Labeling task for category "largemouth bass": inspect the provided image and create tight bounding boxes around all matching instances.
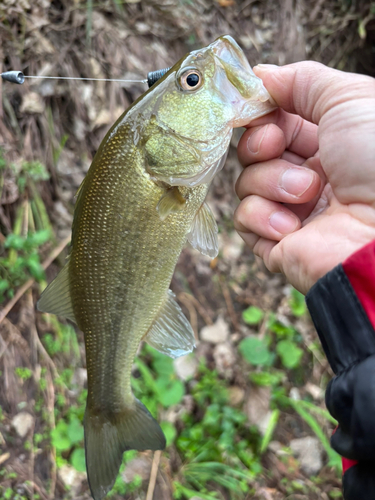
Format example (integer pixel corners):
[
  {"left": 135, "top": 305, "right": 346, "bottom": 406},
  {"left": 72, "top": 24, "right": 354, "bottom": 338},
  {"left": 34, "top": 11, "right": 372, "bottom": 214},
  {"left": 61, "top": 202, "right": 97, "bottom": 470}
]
[{"left": 37, "top": 35, "right": 274, "bottom": 499}]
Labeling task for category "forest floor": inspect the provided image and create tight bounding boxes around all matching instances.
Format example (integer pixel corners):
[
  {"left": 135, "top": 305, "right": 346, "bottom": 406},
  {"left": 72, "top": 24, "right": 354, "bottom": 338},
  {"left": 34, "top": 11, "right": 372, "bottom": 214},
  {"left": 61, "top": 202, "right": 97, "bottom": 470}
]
[{"left": 0, "top": 1, "right": 374, "bottom": 499}]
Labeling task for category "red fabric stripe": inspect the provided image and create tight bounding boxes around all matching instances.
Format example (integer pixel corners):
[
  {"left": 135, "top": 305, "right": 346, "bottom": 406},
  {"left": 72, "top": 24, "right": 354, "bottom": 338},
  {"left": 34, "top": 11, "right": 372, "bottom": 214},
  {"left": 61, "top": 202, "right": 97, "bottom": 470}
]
[
  {"left": 343, "top": 240, "right": 375, "bottom": 329},
  {"left": 342, "top": 457, "right": 358, "bottom": 474},
  {"left": 339, "top": 240, "right": 375, "bottom": 474}
]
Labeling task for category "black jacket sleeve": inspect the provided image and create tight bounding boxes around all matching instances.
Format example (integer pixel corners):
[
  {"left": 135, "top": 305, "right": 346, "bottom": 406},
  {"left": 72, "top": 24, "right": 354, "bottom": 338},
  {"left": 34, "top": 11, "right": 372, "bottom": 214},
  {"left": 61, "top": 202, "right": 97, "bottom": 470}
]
[{"left": 306, "top": 264, "right": 375, "bottom": 500}]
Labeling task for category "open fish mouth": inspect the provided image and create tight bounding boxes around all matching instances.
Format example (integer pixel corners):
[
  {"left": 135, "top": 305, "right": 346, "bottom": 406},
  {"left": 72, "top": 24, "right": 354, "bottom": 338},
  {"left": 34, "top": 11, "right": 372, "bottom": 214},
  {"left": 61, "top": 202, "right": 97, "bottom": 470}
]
[{"left": 210, "top": 35, "right": 276, "bottom": 126}]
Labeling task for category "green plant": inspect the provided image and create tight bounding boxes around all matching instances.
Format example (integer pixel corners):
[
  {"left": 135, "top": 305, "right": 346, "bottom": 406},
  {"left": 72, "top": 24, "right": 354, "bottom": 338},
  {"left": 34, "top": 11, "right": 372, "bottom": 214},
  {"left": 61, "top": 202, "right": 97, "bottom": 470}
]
[
  {"left": 276, "top": 340, "right": 303, "bottom": 369},
  {"left": 238, "top": 337, "right": 273, "bottom": 366},
  {"left": 14, "top": 367, "right": 33, "bottom": 381},
  {"left": 0, "top": 229, "right": 51, "bottom": 301},
  {"left": 242, "top": 306, "right": 264, "bottom": 325},
  {"left": 290, "top": 288, "right": 307, "bottom": 317}
]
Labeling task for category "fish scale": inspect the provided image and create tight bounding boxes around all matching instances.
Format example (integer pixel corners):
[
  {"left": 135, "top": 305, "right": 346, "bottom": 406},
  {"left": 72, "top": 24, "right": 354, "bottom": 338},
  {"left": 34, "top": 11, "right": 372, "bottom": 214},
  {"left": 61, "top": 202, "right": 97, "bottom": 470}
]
[
  {"left": 37, "top": 35, "right": 275, "bottom": 499},
  {"left": 71, "top": 124, "right": 207, "bottom": 407}
]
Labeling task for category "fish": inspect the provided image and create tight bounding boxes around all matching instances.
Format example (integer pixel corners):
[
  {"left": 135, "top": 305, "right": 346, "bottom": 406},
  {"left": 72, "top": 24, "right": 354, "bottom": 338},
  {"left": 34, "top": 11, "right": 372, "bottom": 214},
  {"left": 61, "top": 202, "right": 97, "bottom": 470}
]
[{"left": 37, "top": 35, "right": 275, "bottom": 500}]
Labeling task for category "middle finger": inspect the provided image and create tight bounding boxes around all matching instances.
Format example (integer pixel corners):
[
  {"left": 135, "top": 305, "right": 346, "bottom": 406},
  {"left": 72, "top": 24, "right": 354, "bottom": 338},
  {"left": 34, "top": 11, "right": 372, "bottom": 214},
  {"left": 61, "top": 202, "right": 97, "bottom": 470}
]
[{"left": 236, "top": 158, "right": 322, "bottom": 203}]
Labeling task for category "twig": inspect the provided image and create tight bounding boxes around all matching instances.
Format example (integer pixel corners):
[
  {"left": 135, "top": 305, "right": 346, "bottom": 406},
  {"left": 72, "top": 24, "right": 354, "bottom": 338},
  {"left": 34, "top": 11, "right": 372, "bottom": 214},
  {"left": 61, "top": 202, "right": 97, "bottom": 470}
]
[
  {"left": 146, "top": 450, "right": 161, "bottom": 500},
  {"left": 0, "top": 234, "right": 71, "bottom": 325},
  {"left": 220, "top": 280, "right": 240, "bottom": 332},
  {"left": 177, "top": 293, "right": 198, "bottom": 339},
  {"left": 27, "top": 291, "right": 67, "bottom": 389},
  {"left": 0, "top": 317, "right": 31, "bottom": 360},
  {"left": 46, "top": 368, "right": 57, "bottom": 500},
  {"left": 28, "top": 418, "right": 36, "bottom": 500},
  {"left": 27, "top": 481, "right": 48, "bottom": 500},
  {"left": 0, "top": 452, "right": 10, "bottom": 465},
  {"left": 179, "top": 292, "right": 213, "bottom": 326}
]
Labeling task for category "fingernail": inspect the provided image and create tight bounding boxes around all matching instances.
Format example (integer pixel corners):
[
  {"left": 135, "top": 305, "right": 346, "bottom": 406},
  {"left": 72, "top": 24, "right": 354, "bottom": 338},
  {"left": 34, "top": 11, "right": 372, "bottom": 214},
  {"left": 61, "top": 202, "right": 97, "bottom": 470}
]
[
  {"left": 269, "top": 211, "right": 298, "bottom": 234},
  {"left": 253, "top": 64, "right": 279, "bottom": 72},
  {"left": 247, "top": 125, "right": 268, "bottom": 154},
  {"left": 280, "top": 168, "right": 314, "bottom": 197}
]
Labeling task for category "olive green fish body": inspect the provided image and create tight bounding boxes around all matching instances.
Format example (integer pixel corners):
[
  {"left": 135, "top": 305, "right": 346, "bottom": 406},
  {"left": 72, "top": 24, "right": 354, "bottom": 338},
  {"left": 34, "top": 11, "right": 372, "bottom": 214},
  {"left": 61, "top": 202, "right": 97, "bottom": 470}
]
[
  {"left": 37, "top": 35, "right": 275, "bottom": 500},
  {"left": 70, "top": 121, "right": 208, "bottom": 411}
]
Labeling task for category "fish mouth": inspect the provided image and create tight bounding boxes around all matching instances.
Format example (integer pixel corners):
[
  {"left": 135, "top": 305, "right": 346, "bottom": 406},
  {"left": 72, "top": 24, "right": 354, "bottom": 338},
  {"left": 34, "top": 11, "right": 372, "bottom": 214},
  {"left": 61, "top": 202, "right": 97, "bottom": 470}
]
[{"left": 210, "top": 35, "right": 276, "bottom": 126}]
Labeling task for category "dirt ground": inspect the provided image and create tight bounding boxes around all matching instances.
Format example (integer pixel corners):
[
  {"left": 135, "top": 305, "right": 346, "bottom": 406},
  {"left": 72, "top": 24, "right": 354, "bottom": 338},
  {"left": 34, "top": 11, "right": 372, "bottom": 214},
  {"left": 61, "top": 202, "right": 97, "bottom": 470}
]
[{"left": 0, "top": 1, "right": 374, "bottom": 499}]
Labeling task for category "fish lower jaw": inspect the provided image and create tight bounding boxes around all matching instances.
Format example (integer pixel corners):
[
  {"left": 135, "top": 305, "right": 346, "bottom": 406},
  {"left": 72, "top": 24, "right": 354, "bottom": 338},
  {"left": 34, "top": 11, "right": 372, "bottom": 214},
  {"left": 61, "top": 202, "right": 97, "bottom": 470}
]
[{"left": 231, "top": 100, "right": 277, "bottom": 128}]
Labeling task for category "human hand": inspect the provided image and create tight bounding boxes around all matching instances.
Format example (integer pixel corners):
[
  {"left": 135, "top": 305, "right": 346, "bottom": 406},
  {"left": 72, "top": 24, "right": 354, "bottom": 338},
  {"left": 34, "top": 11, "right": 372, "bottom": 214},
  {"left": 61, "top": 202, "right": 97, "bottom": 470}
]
[{"left": 234, "top": 62, "right": 375, "bottom": 294}]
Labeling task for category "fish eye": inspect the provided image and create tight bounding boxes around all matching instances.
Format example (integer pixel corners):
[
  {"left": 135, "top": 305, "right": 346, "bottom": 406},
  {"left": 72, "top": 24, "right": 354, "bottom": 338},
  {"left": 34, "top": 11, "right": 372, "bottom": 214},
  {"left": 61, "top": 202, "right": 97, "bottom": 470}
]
[{"left": 179, "top": 69, "right": 203, "bottom": 91}]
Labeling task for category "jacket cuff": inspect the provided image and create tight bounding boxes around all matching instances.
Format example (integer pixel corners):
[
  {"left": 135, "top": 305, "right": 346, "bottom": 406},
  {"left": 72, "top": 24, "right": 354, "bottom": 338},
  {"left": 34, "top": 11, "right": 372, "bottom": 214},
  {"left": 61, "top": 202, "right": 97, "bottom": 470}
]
[{"left": 305, "top": 264, "right": 375, "bottom": 375}]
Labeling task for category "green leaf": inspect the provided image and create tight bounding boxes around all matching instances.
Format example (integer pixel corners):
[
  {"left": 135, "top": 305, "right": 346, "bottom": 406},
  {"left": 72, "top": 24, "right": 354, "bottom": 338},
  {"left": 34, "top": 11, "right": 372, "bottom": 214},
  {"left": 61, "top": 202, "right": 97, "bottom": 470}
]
[
  {"left": 67, "top": 417, "right": 84, "bottom": 445},
  {"left": 70, "top": 447, "right": 86, "bottom": 472},
  {"left": 51, "top": 421, "right": 71, "bottom": 451},
  {"left": 239, "top": 337, "right": 271, "bottom": 366},
  {"left": 242, "top": 306, "right": 264, "bottom": 325},
  {"left": 250, "top": 371, "right": 283, "bottom": 387},
  {"left": 157, "top": 379, "right": 185, "bottom": 407},
  {"left": 260, "top": 409, "right": 279, "bottom": 454},
  {"left": 152, "top": 357, "right": 174, "bottom": 376},
  {"left": 28, "top": 229, "right": 51, "bottom": 247},
  {"left": 5, "top": 234, "right": 25, "bottom": 250},
  {"left": 276, "top": 340, "right": 303, "bottom": 369},
  {"left": 0, "top": 279, "right": 9, "bottom": 293},
  {"left": 26, "top": 254, "right": 45, "bottom": 280},
  {"left": 161, "top": 421, "right": 177, "bottom": 446},
  {"left": 290, "top": 288, "right": 307, "bottom": 317}
]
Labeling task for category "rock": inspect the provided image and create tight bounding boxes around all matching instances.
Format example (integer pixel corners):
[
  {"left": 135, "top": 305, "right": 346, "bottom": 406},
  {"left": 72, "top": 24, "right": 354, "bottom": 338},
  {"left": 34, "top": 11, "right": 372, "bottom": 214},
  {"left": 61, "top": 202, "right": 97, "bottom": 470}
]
[
  {"left": 220, "top": 232, "right": 244, "bottom": 261},
  {"left": 200, "top": 316, "right": 229, "bottom": 344},
  {"left": 12, "top": 412, "right": 34, "bottom": 438},
  {"left": 173, "top": 355, "right": 197, "bottom": 381},
  {"left": 290, "top": 436, "right": 323, "bottom": 476},
  {"left": 122, "top": 455, "right": 151, "bottom": 483},
  {"left": 228, "top": 386, "right": 245, "bottom": 406},
  {"left": 305, "top": 383, "right": 324, "bottom": 400},
  {"left": 268, "top": 441, "right": 282, "bottom": 454},
  {"left": 59, "top": 464, "right": 86, "bottom": 496},
  {"left": 213, "top": 342, "right": 235, "bottom": 376},
  {"left": 71, "top": 368, "right": 87, "bottom": 395},
  {"left": 20, "top": 92, "right": 45, "bottom": 114},
  {"left": 245, "top": 386, "right": 271, "bottom": 435},
  {"left": 289, "top": 388, "right": 301, "bottom": 400}
]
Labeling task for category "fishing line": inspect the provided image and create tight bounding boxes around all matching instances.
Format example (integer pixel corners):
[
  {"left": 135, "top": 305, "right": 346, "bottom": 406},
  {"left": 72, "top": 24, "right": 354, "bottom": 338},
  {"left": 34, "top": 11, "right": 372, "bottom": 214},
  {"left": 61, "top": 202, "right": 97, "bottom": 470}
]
[{"left": 1, "top": 68, "right": 171, "bottom": 88}]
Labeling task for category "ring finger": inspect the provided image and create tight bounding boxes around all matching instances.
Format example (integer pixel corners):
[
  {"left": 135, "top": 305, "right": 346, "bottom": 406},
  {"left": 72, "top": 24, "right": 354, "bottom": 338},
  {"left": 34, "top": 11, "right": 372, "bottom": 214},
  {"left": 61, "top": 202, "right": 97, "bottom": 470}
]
[{"left": 234, "top": 195, "right": 301, "bottom": 241}]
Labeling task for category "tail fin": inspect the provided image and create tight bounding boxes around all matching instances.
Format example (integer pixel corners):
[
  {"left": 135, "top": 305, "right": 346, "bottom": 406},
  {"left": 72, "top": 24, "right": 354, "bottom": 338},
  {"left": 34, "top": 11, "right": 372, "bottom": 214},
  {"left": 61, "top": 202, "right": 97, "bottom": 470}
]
[{"left": 84, "top": 399, "right": 166, "bottom": 500}]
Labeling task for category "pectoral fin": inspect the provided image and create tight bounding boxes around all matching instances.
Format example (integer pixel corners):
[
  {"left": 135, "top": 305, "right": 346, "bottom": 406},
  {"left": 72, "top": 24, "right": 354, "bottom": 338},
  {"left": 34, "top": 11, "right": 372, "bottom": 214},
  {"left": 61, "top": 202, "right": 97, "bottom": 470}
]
[
  {"left": 156, "top": 187, "right": 186, "bottom": 221},
  {"left": 188, "top": 202, "right": 219, "bottom": 258},
  {"left": 145, "top": 290, "right": 195, "bottom": 358},
  {"left": 37, "top": 260, "right": 76, "bottom": 323}
]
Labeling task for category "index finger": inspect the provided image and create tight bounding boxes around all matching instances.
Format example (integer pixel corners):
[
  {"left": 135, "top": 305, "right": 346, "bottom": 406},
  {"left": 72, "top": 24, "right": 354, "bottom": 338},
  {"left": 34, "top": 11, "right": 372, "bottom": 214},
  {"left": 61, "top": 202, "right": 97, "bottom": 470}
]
[{"left": 252, "top": 62, "right": 375, "bottom": 125}]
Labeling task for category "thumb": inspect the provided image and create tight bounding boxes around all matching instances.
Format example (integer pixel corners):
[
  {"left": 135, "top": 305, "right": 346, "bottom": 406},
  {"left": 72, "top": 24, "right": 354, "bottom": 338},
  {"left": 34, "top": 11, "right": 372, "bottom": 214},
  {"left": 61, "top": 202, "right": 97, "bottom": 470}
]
[{"left": 253, "top": 62, "right": 375, "bottom": 125}]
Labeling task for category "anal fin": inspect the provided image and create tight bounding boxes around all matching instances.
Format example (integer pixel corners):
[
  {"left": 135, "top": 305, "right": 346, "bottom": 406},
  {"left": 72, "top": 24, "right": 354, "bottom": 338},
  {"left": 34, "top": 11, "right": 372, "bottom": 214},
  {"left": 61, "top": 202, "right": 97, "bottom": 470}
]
[
  {"left": 145, "top": 290, "right": 195, "bottom": 358},
  {"left": 187, "top": 202, "right": 219, "bottom": 258},
  {"left": 156, "top": 187, "right": 186, "bottom": 221},
  {"left": 37, "top": 259, "right": 76, "bottom": 323}
]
